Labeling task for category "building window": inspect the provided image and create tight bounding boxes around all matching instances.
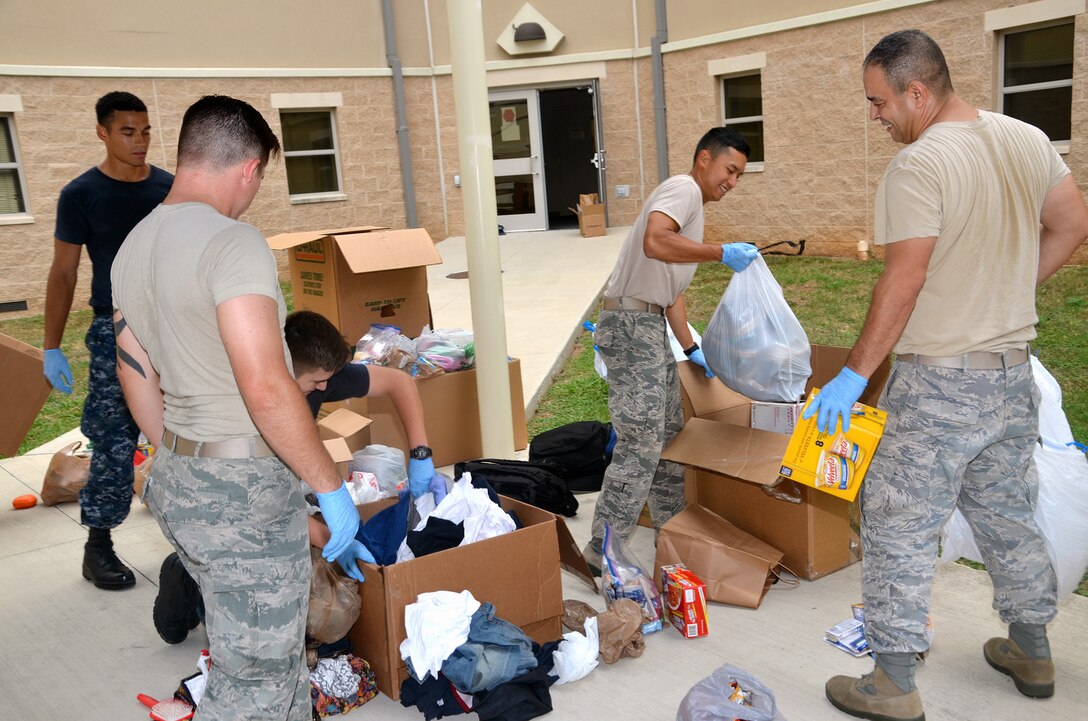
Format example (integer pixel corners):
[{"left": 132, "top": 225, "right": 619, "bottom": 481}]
[
  {"left": 722, "top": 73, "right": 764, "bottom": 163},
  {"left": 1000, "top": 21, "right": 1073, "bottom": 148},
  {"left": 0, "top": 114, "right": 28, "bottom": 215},
  {"left": 280, "top": 110, "right": 343, "bottom": 197}
]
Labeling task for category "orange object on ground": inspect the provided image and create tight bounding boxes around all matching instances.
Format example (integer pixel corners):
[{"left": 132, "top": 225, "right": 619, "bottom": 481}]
[{"left": 12, "top": 494, "right": 37, "bottom": 510}]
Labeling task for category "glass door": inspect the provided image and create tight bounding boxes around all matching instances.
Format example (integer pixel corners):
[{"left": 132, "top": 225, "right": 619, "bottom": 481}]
[{"left": 489, "top": 89, "right": 546, "bottom": 231}]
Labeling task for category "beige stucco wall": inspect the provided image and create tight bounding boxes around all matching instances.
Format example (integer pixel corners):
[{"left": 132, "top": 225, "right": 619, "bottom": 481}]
[{"left": 1, "top": 0, "right": 1086, "bottom": 317}]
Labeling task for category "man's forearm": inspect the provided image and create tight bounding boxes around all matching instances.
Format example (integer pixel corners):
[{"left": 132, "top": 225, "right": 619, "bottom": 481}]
[{"left": 43, "top": 265, "right": 76, "bottom": 349}]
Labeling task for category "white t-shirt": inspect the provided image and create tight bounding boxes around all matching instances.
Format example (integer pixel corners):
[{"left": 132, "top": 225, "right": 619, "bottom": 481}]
[
  {"left": 112, "top": 202, "right": 291, "bottom": 440},
  {"left": 605, "top": 174, "right": 705, "bottom": 308},
  {"left": 874, "top": 110, "right": 1069, "bottom": 355}
]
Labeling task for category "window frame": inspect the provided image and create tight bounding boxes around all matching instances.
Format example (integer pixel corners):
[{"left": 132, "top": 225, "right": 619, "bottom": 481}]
[
  {"left": 279, "top": 108, "right": 346, "bottom": 203},
  {"left": 0, "top": 112, "right": 32, "bottom": 223},
  {"left": 998, "top": 18, "right": 1074, "bottom": 153},
  {"left": 720, "top": 71, "right": 765, "bottom": 170}
]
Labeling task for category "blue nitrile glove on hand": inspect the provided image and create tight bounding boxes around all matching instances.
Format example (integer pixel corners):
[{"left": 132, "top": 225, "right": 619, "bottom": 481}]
[
  {"left": 720, "top": 242, "right": 760, "bottom": 272},
  {"left": 408, "top": 458, "right": 436, "bottom": 498},
  {"left": 335, "top": 539, "right": 375, "bottom": 583},
  {"left": 43, "top": 348, "right": 73, "bottom": 394},
  {"left": 315, "top": 482, "right": 361, "bottom": 562},
  {"left": 688, "top": 348, "right": 715, "bottom": 379},
  {"left": 802, "top": 367, "right": 868, "bottom": 434}
]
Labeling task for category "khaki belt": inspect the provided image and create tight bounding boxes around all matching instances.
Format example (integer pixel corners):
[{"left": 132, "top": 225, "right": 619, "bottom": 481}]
[
  {"left": 161, "top": 429, "right": 276, "bottom": 459},
  {"left": 602, "top": 296, "right": 665, "bottom": 315},
  {"left": 896, "top": 347, "right": 1029, "bottom": 370}
]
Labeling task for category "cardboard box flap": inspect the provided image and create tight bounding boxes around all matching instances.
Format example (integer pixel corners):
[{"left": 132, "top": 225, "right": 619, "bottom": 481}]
[
  {"left": 266, "top": 225, "right": 386, "bottom": 250},
  {"left": 317, "top": 408, "right": 372, "bottom": 439},
  {"left": 661, "top": 417, "right": 787, "bottom": 486},
  {"left": 0, "top": 333, "right": 53, "bottom": 458},
  {"left": 334, "top": 229, "right": 442, "bottom": 274},
  {"left": 322, "top": 436, "right": 354, "bottom": 464},
  {"left": 554, "top": 515, "right": 598, "bottom": 592},
  {"left": 677, "top": 361, "right": 751, "bottom": 417},
  {"left": 662, "top": 505, "right": 784, "bottom": 566}
]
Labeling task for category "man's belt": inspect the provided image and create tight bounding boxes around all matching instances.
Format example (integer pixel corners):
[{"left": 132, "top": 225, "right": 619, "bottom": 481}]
[
  {"left": 602, "top": 296, "right": 665, "bottom": 315},
  {"left": 896, "top": 347, "right": 1029, "bottom": 370},
  {"left": 161, "top": 429, "right": 277, "bottom": 459}
]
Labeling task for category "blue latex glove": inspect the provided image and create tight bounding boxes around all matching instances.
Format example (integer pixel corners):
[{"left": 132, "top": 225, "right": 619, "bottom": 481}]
[
  {"left": 315, "top": 482, "right": 360, "bottom": 562},
  {"left": 429, "top": 472, "right": 449, "bottom": 504},
  {"left": 44, "top": 348, "right": 73, "bottom": 394},
  {"left": 335, "top": 539, "right": 374, "bottom": 583},
  {"left": 720, "top": 242, "right": 760, "bottom": 272},
  {"left": 802, "top": 367, "right": 869, "bottom": 434},
  {"left": 688, "top": 348, "right": 715, "bottom": 379},
  {"left": 408, "top": 457, "right": 435, "bottom": 498}
]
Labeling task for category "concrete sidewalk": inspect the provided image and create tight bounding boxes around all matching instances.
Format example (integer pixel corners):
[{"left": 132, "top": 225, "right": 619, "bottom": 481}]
[{"left": 1, "top": 226, "right": 1085, "bottom": 720}]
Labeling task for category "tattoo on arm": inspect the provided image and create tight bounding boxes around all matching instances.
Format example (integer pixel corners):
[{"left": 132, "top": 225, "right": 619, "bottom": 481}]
[{"left": 113, "top": 314, "right": 146, "bottom": 379}]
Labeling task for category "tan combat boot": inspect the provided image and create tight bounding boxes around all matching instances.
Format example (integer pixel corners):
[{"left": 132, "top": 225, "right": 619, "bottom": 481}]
[
  {"left": 825, "top": 666, "right": 925, "bottom": 721},
  {"left": 984, "top": 637, "right": 1055, "bottom": 698}
]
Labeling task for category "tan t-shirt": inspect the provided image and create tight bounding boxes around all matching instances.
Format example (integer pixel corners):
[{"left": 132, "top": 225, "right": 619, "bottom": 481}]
[
  {"left": 605, "top": 174, "right": 705, "bottom": 308},
  {"left": 112, "top": 202, "right": 291, "bottom": 440},
  {"left": 874, "top": 110, "right": 1069, "bottom": 355}
]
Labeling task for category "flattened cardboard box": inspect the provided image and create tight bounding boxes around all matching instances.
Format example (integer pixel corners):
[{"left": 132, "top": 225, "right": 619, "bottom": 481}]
[
  {"left": 347, "top": 495, "right": 596, "bottom": 699},
  {"left": 664, "top": 346, "right": 890, "bottom": 580},
  {"left": 329, "top": 359, "right": 528, "bottom": 468},
  {"left": 267, "top": 226, "right": 442, "bottom": 344},
  {"left": 0, "top": 333, "right": 52, "bottom": 458}
]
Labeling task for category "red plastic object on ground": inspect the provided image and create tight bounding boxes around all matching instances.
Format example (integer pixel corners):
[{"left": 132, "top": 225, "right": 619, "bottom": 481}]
[
  {"left": 136, "top": 694, "right": 195, "bottom": 721},
  {"left": 12, "top": 494, "right": 37, "bottom": 510}
]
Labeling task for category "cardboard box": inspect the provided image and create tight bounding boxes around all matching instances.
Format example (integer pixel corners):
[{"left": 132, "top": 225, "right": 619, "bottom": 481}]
[
  {"left": 571, "top": 193, "right": 606, "bottom": 238},
  {"left": 0, "top": 333, "right": 53, "bottom": 458},
  {"left": 317, "top": 408, "right": 372, "bottom": 477},
  {"left": 329, "top": 359, "right": 528, "bottom": 468},
  {"left": 347, "top": 494, "right": 596, "bottom": 699},
  {"left": 660, "top": 564, "right": 709, "bottom": 638},
  {"left": 663, "top": 346, "right": 891, "bottom": 580},
  {"left": 267, "top": 226, "right": 443, "bottom": 344}
]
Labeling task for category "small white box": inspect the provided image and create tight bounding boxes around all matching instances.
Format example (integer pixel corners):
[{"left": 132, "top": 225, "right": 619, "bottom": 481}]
[{"left": 750, "top": 401, "right": 803, "bottom": 434}]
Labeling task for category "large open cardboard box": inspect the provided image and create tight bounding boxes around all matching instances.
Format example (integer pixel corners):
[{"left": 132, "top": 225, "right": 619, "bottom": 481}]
[
  {"left": 328, "top": 359, "right": 528, "bottom": 468},
  {"left": 662, "top": 346, "right": 890, "bottom": 580},
  {"left": 317, "top": 408, "right": 372, "bottom": 477},
  {"left": 267, "top": 226, "right": 443, "bottom": 344},
  {"left": 348, "top": 494, "right": 596, "bottom": 699},
  {"left": 0, "top": 333, "right": 53, "bottom": 458}
]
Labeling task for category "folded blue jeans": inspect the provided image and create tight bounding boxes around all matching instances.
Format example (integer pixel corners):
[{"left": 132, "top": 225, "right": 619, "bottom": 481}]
[{"left": 442, "top": 603, "right": 537, "bottom": 693}]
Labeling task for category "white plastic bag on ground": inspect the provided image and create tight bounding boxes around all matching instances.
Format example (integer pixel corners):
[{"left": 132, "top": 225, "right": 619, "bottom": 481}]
[
  {"left": 939, "top": 356, "right": 1088, "bottom": 598},
  {"left": 676, "top": 663, "right": 787, "bottom": 721},
  {"left": 550, "top": 615, "right": 600, "bottom": 686},
  {"left": 702, "top": 254, "right": 811, "bottom": 402}
]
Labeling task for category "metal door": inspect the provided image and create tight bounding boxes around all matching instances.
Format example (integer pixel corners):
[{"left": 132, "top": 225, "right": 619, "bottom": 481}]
[{"left": 488, "top": 89, "right": 546, "bottom": 231}]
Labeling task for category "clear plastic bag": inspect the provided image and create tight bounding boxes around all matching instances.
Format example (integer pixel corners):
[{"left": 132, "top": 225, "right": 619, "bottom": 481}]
[
  {"left": 354, "top": 324, "right": 404, "bottom": 365},
  {"left": 600, "top": 523, "right": 662, "bottom": 633},
  {"left": 415, "top": 326, "right": 475, "bottom": 372},
  {"left": 348, "top": 444, "right": 407, "bottom": 493},
  {"left": 703, "top": 254, "right": 811, "bottom": 402},
  {"left": 677, "top": 663, "right": 787, "bottom": 721}
]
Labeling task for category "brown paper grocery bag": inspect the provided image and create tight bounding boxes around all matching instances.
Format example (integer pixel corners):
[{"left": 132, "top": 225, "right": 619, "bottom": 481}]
[
  {"left": 40, "top": 441, "right": 90, "bottom": 505},
  {"left": 655, "top": 504, "right": 785, "bottom": 609}
]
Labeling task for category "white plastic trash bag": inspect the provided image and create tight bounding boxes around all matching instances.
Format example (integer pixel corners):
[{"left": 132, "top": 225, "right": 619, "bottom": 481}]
[
  {"left": 349, "top": 444, "right": 407, "bottom": 493},
  {"left": 677, "top": 663, "right": 787, "bottom": 721},
  {"left": 550, "top": 616, "right": 600, "bottom": 686},
  {"left": 939, "top": 356, "right": 1088, "bottom": 598},
  {"left": 702, "top": 254, "right": 811, "bottom": 402}
]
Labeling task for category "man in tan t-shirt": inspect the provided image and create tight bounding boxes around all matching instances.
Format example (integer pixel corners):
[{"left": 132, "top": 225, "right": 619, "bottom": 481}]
[{"left": 806, "top": 30, "right": 1088, "bottom": 721}]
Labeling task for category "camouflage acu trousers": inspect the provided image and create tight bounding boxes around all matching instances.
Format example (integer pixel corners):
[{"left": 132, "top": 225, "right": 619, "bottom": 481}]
[
  {"left": 861, "top": 360, "right": 1057, "bottom": 654},
  {"left": 79, "top": 314, "right": 139, "bottom": 529},
  {"left": 588, "top": 309, "right": 686, "bottom": 551},
  {"left": 146, "top": 446, "right": 312, "bottom": 721}
]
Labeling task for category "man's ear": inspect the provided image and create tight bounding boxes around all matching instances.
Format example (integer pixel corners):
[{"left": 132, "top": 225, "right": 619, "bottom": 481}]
[
  {"left": 906, "top": 80, "right": 928, "bottom": 108},
  {"left": 95, "top": 124, "right": 109, "bottom": 142},
  {"left": 241, "top": 157, "right": 263, "bottom": 185}
]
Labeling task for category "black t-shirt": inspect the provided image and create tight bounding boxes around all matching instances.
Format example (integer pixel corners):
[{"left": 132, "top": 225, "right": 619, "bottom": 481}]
[
  {"left": 54, "top": 165, "right": 174, "bottom": 307},
  {"left": 306, "top": 362, "right": 371, "bottom": 417}
]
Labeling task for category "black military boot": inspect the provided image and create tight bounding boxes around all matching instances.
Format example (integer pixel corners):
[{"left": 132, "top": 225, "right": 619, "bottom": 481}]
[
  {"left": 82, "top": 526, "right": 136, "bottom": 590},
  {"left": 153, "top": 552, "right": 202, "bottom": 644}
]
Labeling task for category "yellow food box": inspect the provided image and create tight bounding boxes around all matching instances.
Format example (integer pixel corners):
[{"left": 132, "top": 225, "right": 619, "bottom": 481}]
[{"left": 778, "top": 389, "right": 888, "bottom": 502}]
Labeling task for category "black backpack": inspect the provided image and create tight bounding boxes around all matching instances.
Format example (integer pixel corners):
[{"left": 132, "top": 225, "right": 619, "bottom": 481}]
[
  {"left": 454, "top": 458, "right": 579, "bottom": 517},
  {"left": 528, "top": 421, "right": 614, "bottom": 493}
]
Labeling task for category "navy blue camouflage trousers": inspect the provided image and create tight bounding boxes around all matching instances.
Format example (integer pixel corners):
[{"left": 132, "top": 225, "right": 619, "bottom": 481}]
[
  {"left": 861, "top": 359, "right": 1057, "bottom": 654},
  {"left": 79, "top": 314, "right": 139, "bottom": 529}
]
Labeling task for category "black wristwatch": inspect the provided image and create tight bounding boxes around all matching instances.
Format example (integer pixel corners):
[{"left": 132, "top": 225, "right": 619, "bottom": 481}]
[
  {"left": 409, "top": 445, "right": 433, "bottom": 461},
  {"left": 683, "top": 342, "right": 699, "bottom": 357}
]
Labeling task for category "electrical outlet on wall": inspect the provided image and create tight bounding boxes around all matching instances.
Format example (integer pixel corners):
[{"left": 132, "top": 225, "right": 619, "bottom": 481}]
[{"left": 615, "top": 184, "right": 630, "bottom": 198}]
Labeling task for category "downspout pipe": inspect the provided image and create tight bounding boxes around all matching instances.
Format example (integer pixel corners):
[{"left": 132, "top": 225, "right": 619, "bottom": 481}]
[
  {"left": 382, "top": 0, "right": 419, "bottom": 227},
  {"left": 651, "top": 0, "right": 669, "bottom": 182}
]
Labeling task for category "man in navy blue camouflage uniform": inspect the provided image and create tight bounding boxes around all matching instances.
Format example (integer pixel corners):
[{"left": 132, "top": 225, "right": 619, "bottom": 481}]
[{"left": 42, "top": 91, "right": 172, "bottom": 590}]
